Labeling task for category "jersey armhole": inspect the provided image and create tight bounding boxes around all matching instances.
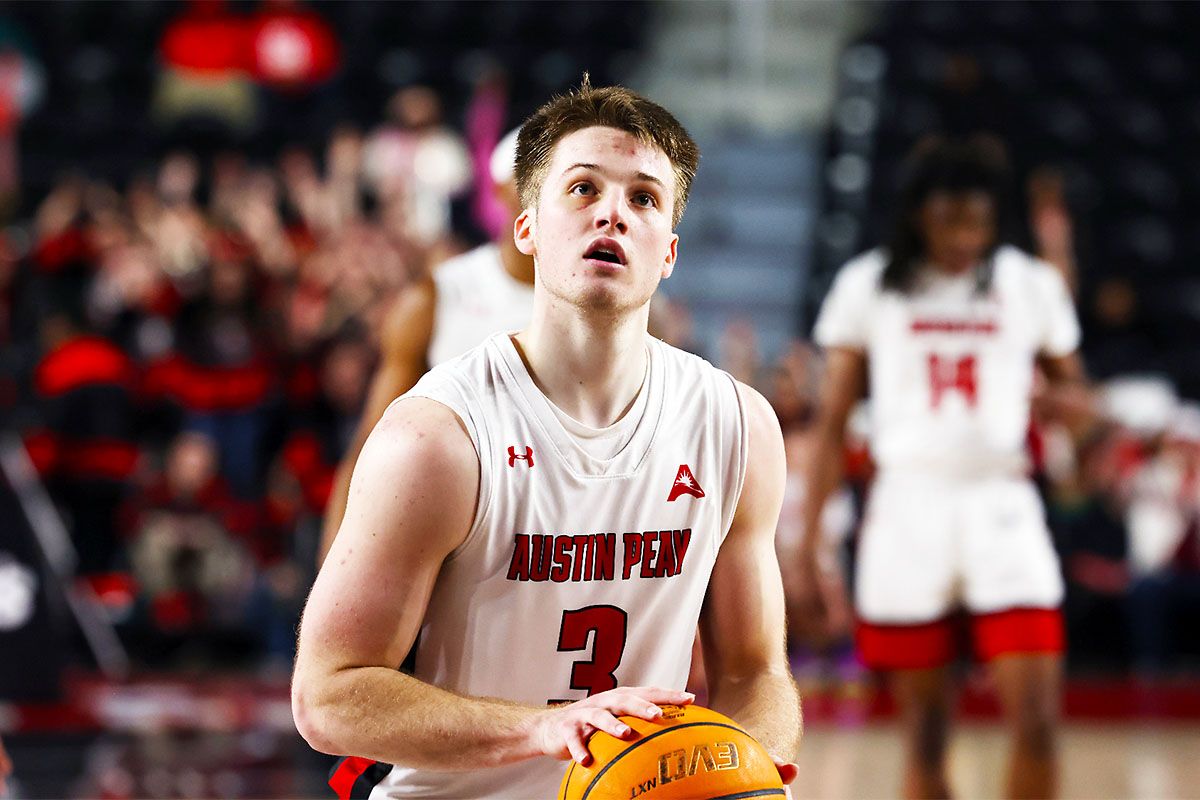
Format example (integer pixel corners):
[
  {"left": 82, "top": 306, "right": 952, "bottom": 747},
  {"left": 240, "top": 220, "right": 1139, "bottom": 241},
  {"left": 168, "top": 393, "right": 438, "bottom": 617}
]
[{"left": 402, "top": 391, "right": 493, "bottom": 563}]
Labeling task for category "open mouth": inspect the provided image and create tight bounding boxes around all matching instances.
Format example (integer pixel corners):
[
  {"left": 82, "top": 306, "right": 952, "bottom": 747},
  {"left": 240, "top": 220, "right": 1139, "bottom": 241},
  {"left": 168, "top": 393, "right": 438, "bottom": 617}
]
[{"left": 584, "top": 239, "right": 627, "bottom": 266}]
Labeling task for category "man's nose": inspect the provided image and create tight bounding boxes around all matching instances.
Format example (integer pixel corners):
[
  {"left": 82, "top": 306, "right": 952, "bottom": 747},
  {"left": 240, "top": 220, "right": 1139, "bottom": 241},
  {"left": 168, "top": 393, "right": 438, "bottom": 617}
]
[{"left": 594, "top": 194, "right": 628, "bottom": 234}]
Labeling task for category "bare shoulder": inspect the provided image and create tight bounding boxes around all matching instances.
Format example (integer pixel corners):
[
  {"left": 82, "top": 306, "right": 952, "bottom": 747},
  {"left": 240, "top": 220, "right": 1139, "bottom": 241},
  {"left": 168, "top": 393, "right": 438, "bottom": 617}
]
[
  {"left": 335, "top": 396, "right": 479, "bottom": 562},
  {"left": 734, "top": 380, "right": 785, "bottom": 449},
  {"left": 357, "top": 396, "right": 477, "bottom": 494},
  {"left": 730, "top": 381, "right": 786, "bottom": 531}
]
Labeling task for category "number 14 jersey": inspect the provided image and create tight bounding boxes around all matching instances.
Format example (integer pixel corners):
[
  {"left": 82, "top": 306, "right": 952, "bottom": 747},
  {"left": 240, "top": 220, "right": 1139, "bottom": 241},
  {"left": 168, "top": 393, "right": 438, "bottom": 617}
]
[
  {"left": 814, "top": 245, "right": 1080, "bottom": 478},
  {"left": 372, "top": 332, "right": 747, "bottom": 798}
]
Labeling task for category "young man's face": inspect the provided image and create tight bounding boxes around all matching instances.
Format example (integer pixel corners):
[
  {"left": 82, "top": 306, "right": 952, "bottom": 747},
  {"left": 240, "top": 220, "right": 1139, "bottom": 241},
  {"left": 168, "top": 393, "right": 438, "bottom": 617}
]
[
  {"left": 515, "top": 126, "right": 679, "bottom": 315},
  {"left": 917, "top": 190, "right": 996, "bottom": 275}
]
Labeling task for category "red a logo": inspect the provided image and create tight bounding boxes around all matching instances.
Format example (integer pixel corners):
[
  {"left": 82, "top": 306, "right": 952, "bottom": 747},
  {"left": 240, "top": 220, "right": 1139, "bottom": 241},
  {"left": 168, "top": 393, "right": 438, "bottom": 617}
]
[
  {"left": 667, "top": 464, "right": 704, "bottom": 501},
  {"left": 507, "top": 446, "right": 534, "bottom": 468}
]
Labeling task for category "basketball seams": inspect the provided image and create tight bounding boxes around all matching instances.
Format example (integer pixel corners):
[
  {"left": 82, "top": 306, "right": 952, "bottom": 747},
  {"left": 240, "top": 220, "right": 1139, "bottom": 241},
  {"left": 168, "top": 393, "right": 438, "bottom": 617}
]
[
  {"left": 561, "top": 761, "right": 577, "bottom": 799},
  {"left": 704, "top": 791, "right": 787, "bottom": 800},
  {"left": 578, "top": 721, "right": 751, "bottom": 799}
]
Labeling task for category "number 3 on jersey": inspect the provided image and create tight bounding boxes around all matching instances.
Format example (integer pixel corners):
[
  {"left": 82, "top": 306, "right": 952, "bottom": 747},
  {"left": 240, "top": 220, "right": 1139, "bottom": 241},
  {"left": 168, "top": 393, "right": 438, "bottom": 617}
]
[
  {"left": 927, "top": 353, "right": 978, "bottom": 409},
  {"left": 557, "top": 605, "right": 628, "bottom": 696}
]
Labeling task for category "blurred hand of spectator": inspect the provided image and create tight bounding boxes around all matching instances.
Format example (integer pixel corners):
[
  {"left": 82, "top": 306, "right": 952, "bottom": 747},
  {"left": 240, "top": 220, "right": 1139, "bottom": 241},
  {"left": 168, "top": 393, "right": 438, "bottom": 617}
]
[{"left": 34, "top": 179, "right": 85, "bottom": 241}]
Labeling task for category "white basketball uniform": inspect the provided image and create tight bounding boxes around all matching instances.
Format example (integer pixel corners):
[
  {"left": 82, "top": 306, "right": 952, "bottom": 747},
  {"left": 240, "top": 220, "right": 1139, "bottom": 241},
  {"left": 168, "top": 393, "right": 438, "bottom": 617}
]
[
  {"left": 368, "top": 332, "right": 747, "bottom": 798},
  {"left": 814, "top": 245, "right": 1080, "bottom": 625},
  {"left": 426, "top": 244, "right": 535, "bottom": 367}
]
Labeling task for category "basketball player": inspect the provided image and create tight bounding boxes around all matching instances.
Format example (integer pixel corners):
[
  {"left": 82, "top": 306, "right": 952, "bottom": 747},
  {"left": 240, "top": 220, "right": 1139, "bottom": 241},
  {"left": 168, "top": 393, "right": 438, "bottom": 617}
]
[
  {"left": 801, "top": 138, "right": 1084, "bottom": 799},
  {"left": 292, "top": 80, "right": 802, "bottom": 798},
  {"left": 318, "top": 130, "right": 536, "bottom": 566}
]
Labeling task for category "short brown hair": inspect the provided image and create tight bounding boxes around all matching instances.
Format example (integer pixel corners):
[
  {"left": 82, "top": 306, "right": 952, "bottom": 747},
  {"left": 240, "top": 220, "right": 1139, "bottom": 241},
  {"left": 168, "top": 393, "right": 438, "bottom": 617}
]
[{"left": 515, "top": 77, "right": 700, "bottom": 228}]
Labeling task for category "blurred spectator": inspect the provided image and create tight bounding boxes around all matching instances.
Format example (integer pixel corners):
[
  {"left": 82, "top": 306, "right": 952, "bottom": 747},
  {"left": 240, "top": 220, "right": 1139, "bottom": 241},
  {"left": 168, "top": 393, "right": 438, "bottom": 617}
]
[
  {"left": 464, "top": 67, "right": 512, "bottom": 239},
  {"left": 0, "top": 16, "right": 43, "bottom": 217},
  {"left": 125, "top": 432, "right": 254, "bottom": 631},
  {"left": 279, "top": 335, "right": 371, "bottom": 519},
  {"left": 25, "top": 287, "right": 140, "bottom": 575},
  {"left": 154, "top": 0, "right": 257, "bottom": 137},
  {"left": 363, "top": 85, "right": 472, "bottom": 248},
  {"left": 1124, "top": 405, "right": 1200, "bottom": 676},
  {"left": 1083, "top": 277, "right": 1159, "bottom": 380},
  {"left": 1052, "top": 428, "right": 1136, "bottom": 669},
  {"left": 146, "top": 245, "right": 278, "bottom": 498},
  {"left": 121, "top": 430, "right": 302, "bottom": 667}
]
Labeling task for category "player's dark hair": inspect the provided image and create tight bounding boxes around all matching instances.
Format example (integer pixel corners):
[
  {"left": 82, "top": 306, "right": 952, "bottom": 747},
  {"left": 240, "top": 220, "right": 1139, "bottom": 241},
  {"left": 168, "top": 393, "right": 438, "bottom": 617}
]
[
  {"left": 882, "top": 135, "right": 1012, "bottom": 294},
  {"left": 515, "top": 74, "right": 700, "bottom": 228}
]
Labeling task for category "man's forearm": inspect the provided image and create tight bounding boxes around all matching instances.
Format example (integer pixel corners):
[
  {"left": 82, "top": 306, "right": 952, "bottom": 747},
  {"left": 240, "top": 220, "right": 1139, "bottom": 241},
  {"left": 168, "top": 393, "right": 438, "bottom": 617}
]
[
  {"left": 709, "top": 670, "right": 802, "bottom": 763},
  {"left": 294, "top": 665, "right": 545, "bottom": 771}
]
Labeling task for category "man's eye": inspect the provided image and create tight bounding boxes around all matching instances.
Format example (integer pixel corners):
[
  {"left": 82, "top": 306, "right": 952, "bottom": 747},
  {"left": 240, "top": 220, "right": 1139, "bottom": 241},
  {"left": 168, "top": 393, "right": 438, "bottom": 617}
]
[
  {"left": 633, "top": 193, "right": 657, "bottom": 208},
  {"left": 571, "top": 183, "right": 594, "bottom": 196}
]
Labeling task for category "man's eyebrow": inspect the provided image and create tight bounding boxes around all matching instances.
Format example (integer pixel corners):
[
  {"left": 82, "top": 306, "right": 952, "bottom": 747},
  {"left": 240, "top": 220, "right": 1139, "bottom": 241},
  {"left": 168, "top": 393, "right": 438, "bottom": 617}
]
[
  {"left": 636, "top": 172, "right": 667, "bottom": 190},
  {"left": 563, "top": 162, "right": 600, "bottom": 175},
  {"left": 561, "top": 163, "right": 668, "bottom": 190}
]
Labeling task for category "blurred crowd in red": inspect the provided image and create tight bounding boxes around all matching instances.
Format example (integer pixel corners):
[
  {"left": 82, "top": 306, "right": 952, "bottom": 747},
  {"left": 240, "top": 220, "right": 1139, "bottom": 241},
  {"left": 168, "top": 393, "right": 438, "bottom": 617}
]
[{"left": 0, "top": 0, "right": 1196, "bottom": 684}]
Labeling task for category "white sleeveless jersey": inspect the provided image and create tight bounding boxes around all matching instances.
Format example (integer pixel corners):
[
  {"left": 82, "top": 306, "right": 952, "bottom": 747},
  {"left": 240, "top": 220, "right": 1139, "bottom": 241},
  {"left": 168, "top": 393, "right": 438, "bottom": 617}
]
[
  {"left": 814, "top": 245, "right": 1080, "bottom": 477},
  {"left": 370, "top": 332, "right": 747, "bottom": 799},
  {"left": 427, "top": 244, "right": 536, "bottom": 367}
]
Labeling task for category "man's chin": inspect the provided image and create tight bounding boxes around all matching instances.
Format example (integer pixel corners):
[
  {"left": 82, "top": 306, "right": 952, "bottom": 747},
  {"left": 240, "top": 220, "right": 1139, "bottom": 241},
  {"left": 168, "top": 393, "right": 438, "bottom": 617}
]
[{"left": 571, "top": 287, "right": 647, "bottom": 316}]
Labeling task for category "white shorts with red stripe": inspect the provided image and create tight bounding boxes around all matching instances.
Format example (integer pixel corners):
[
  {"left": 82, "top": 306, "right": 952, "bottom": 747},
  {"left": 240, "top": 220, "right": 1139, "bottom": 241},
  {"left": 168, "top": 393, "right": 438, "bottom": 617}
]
[{"left": 854, "top": 472, "right": 1065, "bottom": 669}]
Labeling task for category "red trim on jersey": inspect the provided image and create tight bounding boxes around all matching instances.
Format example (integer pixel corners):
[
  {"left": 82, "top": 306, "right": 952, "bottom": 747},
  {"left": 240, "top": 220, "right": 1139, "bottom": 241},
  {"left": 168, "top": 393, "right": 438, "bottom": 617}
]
[
  {"left": 328, "top": 756, "right": 375, "bottom": 800},
  {"left": 856, "top": 618, "right": 956, "bottom": 670},
  {"left": 972, "top": 607, "right": 1064, "bottom": 662}
]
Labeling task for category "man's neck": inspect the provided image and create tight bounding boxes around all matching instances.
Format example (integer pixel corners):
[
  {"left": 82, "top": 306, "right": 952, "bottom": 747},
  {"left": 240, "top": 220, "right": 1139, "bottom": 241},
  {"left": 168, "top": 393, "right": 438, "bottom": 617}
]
[
  {"left": 512, "top": 297, "right": 649, "bottom": 429},
  {"left": 498, "top": 236, "right": 536, "bottom": 286}
]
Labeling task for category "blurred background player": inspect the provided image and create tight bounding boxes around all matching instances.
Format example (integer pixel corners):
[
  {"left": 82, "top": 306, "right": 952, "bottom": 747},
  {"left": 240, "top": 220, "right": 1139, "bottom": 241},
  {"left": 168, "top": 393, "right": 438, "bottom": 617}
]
[
  {"left": 318, "top": 129, "right": 534, "bottom": 564},
  {"left": 801, "top": 137, "right": 1089, "bottom": 799}
]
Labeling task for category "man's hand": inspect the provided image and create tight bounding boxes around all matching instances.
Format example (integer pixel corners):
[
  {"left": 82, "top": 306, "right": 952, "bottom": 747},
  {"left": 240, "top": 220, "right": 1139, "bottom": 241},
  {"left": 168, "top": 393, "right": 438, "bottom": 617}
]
[{"left": 529, "top": 687, "right": 695, "bottom": 766}]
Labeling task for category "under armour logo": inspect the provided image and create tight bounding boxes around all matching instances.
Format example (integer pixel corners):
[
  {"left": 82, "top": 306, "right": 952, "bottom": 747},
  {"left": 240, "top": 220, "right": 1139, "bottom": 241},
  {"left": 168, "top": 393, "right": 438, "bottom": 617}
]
[
  {"left": 667, "top": 464, "right": 704, "bottom": 501},
  {"left": 507, "top": 446, "right": 535, "bottom": 468}
]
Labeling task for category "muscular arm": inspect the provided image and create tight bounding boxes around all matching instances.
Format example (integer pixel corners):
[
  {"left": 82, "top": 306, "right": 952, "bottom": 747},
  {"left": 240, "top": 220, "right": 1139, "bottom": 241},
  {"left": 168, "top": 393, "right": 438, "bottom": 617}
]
[
  {"left": 295, "top": 398, "right": 535, "bottom": 769},
  {"left": 294, "top": 399, "right": 688, "bottom": 770},
  {"left": 799, "top": 347, "right": 867, "bottom": 558},
  {"left": 319, "top": 281, "right": 436, "bottom": 566},
  {"left": 699, "top": 382, "right": 802, "bottom": 765}
]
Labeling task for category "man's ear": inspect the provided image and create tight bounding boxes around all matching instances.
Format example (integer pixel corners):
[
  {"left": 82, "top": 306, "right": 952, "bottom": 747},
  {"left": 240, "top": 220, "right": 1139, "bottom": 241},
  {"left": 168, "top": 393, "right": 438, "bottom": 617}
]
[
  {"left": 661, "top": 233, "right": 678, "bottom": 280},
  {"left": 514, "top": 209, "right": 536, "bottom": 256}
]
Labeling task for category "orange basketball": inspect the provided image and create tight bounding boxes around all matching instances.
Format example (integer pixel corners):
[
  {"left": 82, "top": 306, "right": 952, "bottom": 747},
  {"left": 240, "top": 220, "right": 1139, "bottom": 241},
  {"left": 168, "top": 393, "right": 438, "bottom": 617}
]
[{"left": 558, "top": 704, "right": 785, "bottom": 800}]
